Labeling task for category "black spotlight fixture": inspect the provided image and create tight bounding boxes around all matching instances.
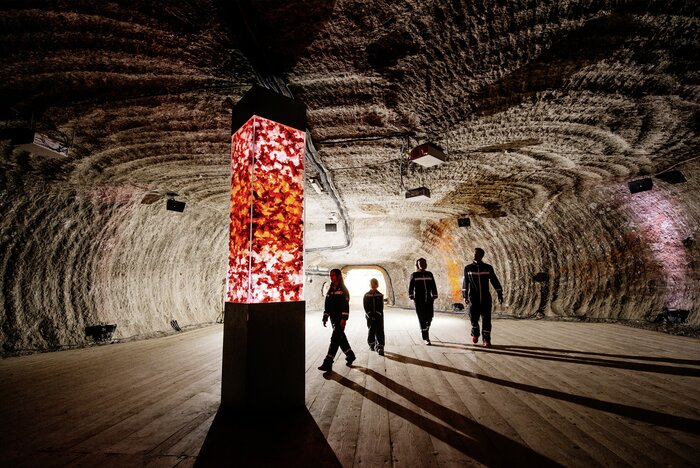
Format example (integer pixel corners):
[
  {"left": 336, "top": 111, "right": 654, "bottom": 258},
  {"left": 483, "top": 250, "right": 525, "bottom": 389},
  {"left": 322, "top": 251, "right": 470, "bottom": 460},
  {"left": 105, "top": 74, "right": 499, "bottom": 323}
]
[
  {"left": 628, "top": 178, "right": 653, "bottom": 194},
  {"left": 166, "top": 198, "right": 186, "bottom": 212},
  {"left": 656, "top": 170, "right": 687, "bottom": 184},
  {"left": 458, "top": 217, "right": 471, "bottom": 228}
]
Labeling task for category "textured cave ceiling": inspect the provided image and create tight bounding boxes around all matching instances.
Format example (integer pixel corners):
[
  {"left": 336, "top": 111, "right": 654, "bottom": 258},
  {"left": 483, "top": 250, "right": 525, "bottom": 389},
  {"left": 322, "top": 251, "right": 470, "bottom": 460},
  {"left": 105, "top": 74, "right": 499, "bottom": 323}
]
[{"left": 1, "top": 0, "right": 699, "bottom": 348}]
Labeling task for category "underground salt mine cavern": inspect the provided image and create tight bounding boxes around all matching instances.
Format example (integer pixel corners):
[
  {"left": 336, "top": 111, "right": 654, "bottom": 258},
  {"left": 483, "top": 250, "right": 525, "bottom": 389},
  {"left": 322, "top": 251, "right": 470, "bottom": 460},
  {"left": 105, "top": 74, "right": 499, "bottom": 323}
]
[{"left": 1, "top": 1, "right": 699, "bottom": 467}]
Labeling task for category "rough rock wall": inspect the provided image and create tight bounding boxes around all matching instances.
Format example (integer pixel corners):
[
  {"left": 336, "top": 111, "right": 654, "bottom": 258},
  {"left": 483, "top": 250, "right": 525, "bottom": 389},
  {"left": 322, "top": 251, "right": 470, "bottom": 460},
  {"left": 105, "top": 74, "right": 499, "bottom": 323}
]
[
  {"left": 0, "top": 1, "right": 244, "bottom": 353},
  {"left": 305, "top": 271, "right": 330, "bottom": 312},
  {"left": 0, "top": 154, "right": 228, "bottom": 353},
  {"left": 417, "top": 167, "right": 700, "bottom": 323}
]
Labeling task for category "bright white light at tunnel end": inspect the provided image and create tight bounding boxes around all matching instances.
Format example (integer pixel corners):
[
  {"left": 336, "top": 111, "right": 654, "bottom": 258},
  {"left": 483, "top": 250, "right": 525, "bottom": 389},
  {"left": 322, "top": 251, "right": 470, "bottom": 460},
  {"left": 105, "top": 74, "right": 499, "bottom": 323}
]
[{"left": 344, "top": 267, "right": 388, "bottom": 297}]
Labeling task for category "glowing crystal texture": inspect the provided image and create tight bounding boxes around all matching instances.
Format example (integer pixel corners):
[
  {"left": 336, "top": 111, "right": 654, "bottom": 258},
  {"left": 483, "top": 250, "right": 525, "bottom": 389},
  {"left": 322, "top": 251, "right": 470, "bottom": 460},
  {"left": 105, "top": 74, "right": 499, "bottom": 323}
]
[
  {"left": 626, "top": 189, "right": 692, "bottom": 309},
  {"left": 227, "top": 116, "right": 305, "bottom": 303}
]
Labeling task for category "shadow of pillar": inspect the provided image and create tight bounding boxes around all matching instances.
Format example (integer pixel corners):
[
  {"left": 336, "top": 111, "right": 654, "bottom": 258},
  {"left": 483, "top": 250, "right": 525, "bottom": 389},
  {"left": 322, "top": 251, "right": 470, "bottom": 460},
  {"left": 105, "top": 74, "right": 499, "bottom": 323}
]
[
  {"left": 194, "top": 407, "right": 341, "bottom": 467},
  {"left": 325, "top": 370, "right": 562, "bottom": 467}
]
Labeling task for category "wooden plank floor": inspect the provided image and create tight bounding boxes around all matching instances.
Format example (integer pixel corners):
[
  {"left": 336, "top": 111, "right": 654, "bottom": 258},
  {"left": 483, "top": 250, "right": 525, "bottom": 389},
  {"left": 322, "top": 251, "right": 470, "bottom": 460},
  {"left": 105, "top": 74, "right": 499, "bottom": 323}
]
[{"left": 1, "top": 307, "right": 699, "bottom": 467}]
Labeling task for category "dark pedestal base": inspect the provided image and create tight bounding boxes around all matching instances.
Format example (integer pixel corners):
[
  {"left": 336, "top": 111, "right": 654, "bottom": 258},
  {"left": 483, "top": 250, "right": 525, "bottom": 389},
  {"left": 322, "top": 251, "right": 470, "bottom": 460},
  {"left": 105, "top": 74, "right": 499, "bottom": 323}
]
[{"left": 221, "top": 301, "right": 305, "bottom": 412}]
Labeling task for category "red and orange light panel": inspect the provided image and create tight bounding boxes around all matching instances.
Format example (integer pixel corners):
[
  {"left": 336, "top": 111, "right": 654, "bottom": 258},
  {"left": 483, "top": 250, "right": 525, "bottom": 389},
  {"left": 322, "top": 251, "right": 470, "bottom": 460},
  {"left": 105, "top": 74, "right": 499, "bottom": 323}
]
[{"left": 226, "top": 115, "right": 306, "bottom": 303}]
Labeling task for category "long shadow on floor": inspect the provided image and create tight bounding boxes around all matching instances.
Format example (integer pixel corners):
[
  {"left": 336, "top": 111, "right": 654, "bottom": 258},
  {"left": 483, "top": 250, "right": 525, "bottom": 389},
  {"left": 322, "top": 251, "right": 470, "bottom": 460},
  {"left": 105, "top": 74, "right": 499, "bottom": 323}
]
[
  {"left": 497, "top": 345, "right": 700, "bottom": 366},
  {"left": 325, "top": 371, "right": 562, "bottom": 467},
  {"left": 195, "top": 406, "right": 341, "bottom": 467},
  {"left": 429, "top": 342, "right": 700, "bottom": 377},
  {"left": 385, "top": 352, "right": 700, "bottom": 435}
]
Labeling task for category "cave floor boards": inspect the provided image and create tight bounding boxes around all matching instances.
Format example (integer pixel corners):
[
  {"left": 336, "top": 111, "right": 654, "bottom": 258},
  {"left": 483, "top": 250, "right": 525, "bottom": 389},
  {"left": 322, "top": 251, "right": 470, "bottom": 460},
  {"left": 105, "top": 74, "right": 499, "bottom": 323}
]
[{"left": 1, "top": 307, "right": 699, "bottom": 467}]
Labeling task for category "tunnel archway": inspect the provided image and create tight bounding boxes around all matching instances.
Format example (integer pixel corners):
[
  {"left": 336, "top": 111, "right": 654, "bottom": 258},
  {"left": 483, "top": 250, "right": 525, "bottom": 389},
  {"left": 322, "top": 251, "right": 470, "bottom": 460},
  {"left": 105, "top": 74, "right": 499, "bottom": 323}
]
[{"left": 340, "top": 265, "right": 395, "bottom": 305}]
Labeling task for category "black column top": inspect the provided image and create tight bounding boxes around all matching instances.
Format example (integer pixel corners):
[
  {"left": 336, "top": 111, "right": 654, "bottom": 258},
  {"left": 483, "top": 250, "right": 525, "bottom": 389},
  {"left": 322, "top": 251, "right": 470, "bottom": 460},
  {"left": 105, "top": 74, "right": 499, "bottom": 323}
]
[{"left": 231, "top": 85, "right": 307, "bottom": 134}]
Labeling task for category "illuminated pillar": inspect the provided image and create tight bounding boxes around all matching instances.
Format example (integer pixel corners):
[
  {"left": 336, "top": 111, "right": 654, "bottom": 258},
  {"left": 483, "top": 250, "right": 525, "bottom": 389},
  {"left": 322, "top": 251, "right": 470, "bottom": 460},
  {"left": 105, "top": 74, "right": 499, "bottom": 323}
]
[{"left": 222, "top": 86, "right": 307, "bottom": 412}]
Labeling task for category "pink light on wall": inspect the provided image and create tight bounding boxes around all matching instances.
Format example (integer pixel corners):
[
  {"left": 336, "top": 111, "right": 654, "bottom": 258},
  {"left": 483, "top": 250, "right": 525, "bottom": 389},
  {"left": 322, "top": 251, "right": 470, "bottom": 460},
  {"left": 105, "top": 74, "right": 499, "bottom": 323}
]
[
  {"left": 626, "top": 188, "right": 692, "bottom": 309},
  {"left": 226, "top": 115, "right": 306, "bottom": 303}
]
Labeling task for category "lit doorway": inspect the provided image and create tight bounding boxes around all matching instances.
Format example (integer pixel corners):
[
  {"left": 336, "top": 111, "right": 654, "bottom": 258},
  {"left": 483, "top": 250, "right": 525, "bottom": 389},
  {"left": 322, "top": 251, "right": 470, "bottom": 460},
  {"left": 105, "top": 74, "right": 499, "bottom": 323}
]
[{"left": 343, "top": 266, "right": 390, "bottom": 301}]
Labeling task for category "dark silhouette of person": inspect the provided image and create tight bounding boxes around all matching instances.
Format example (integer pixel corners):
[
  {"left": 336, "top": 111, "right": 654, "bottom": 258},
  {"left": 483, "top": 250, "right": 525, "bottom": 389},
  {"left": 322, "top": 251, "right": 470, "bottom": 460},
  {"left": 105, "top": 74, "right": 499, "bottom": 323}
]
[
  {"left": 317, "top": 269, "right": 356, "bottom": 372},
  {"left": 408, "top": 258, "right": 438, "bottom": 345},
  {"left": 462, "top": 248, "right": 503, "bottom": 348},
  {"left": 363, "top": 278, "right": 385, "bottom": 355}
]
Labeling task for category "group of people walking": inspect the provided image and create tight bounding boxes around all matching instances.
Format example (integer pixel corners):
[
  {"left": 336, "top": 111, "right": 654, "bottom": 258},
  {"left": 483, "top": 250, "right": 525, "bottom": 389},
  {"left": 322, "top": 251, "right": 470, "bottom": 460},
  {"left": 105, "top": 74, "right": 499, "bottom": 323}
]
[{"left": 318, "top": 248, "right": 503, "bottom": 372}]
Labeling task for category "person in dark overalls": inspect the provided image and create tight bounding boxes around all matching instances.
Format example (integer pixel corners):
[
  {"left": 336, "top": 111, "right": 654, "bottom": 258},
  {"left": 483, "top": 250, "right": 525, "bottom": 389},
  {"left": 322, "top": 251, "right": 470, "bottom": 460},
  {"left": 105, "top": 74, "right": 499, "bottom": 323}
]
[
  {"left": 463, "top": 248, "right": 503, "bottom": 348},
  {"left": 408, "top": 258, "right": 438, "bottom": 345},
  {"left": 318, "top": 269, "right": 356, "bottom": 372},
  {"left": 363, "top": 278, "right": 385, "bottom": 356}
]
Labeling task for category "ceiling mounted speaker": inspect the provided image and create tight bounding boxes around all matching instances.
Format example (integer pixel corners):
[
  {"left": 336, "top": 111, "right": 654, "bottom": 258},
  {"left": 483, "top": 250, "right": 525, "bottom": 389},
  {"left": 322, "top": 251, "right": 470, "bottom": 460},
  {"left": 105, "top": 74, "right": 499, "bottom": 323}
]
[
  {"left": 405, "top": 186, "right": 431, "bottom": 200},
  {"left": 166, "top": 199, "right": 186, "bottom": 212},
  {"left": 628, "top": 178, "right": 653, "bottom": 194},
  {"left": 409, "top": 142, "right": 446, "bottom": 167},
  {"left": 458, "top": 217, "right": 470, "bottom": 228},
  {"left": 656, "top": 170, "right": 686, "bottom": 184},
  {"left": 325, "top": 223, "right": 337, "bottom": 232}
]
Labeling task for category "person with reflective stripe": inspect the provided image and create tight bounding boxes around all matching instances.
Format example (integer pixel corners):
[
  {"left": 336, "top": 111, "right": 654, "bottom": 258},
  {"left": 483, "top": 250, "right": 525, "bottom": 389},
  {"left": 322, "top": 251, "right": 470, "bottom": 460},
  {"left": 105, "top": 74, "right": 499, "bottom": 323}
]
[
  {"left": 462, "top": 248, "right": 503, "bottom": 348},
  {"left": 363, "top": 278, "right": 385, "bottom": 355},
  {"left": 408, "top": 258, "right": 438, "bottom": 345},
  {"left": 318, "top": 269, "right": 356, "bottom": 372}
]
